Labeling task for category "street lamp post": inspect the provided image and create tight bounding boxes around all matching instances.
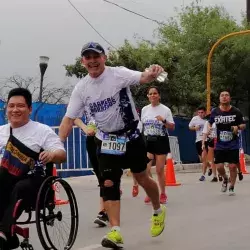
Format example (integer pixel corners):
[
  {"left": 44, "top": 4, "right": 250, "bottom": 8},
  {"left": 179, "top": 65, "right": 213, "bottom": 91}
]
[
  {"left": 39, "top": 56, "right": 49, "bottom": 102},
  {"left": 206, "top": 30, "right": 250, "bottom": 113}
]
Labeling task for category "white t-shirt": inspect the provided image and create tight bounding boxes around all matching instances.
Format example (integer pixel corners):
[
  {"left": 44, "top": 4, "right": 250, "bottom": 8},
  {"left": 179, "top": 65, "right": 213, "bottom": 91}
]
[
  {"left": 203, "top": 121, "right": 217, "bottom": 139},
  {"left": 141, "top": 104, "right": 174, "bottom": 136},
  {"left": 0, "top": 120, "right": 65, "bottom": 161},
  {"left": 189, "top": 115, "right": 206, "bottom": 142},
  {"left": 65, "top": 66, "right": 141, "bottom": 137}
]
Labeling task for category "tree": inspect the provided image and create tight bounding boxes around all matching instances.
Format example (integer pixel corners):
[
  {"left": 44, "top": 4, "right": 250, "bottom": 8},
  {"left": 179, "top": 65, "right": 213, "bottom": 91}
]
[
  {"left": 158, "top": 1, "right": 250, "bottom": 114},
  {"left": 64, "top": 0, "right": 250, "bottom": 117},
  {"left": 0, "top": 75, "right": 73, "bottom": 104},
  {"left": 0, "top": 75, "right": 74, "bottom": 122}
]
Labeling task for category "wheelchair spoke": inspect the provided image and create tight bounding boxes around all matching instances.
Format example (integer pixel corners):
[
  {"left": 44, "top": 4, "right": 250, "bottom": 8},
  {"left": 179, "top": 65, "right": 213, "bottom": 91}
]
[
  {"left": 61, "top": 220, "right": 71, "bottom": 231},
  {"left": 36, "top": 176, "right": 79, "bottom": 250}
]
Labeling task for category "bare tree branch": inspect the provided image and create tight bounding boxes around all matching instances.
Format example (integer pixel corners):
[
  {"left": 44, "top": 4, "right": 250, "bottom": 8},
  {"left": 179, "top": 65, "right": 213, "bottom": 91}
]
[{"left": 0, "top": 74, "right": 72, "bottom": 104}]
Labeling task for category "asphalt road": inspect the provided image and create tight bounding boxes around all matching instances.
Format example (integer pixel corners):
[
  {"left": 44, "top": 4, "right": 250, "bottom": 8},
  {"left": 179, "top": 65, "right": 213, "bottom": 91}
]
[{"left": 20, "top": 171, "right": 250, "bottom": 250}]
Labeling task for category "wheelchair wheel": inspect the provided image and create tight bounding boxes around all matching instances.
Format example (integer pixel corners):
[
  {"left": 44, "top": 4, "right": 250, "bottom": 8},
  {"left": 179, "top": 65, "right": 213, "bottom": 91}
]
[{"left": 35, "top": 176, "right": 79, "bottom": 250}]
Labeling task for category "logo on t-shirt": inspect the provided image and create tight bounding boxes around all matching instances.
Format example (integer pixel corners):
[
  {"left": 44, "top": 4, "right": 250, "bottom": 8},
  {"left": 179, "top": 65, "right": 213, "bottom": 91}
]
[
  {"left": 89, "top": 97, "right": 116, "bottom": 114},
  {"left": 215, "top": 115, "right": 236, "bottom": 124}
]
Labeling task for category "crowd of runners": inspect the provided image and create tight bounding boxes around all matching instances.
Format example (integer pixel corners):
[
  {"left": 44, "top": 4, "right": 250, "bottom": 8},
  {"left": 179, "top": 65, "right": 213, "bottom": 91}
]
[
  {"left": 58, "top": 42, "right": 246, "bottom": 248},
  {"left": 0, "top": 40, "right": 246, "bottom": 249}
]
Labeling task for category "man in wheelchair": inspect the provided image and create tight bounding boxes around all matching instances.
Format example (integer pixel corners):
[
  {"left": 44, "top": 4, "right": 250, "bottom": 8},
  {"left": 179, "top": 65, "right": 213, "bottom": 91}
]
[{"left": 0, "top": 88, "right": 66, "bottom": 250}]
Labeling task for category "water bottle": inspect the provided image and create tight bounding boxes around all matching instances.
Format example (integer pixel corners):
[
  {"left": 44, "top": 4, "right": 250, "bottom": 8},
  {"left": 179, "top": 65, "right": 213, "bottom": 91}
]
[
  {"left": 145, "top": 65, "right": 168, "bottom": 83},
  {"left": 156, "top": 71, "right": 168, "bottom": 82},
  {"left": 87, "top": 120, "right": 97, "bottom": 133}
]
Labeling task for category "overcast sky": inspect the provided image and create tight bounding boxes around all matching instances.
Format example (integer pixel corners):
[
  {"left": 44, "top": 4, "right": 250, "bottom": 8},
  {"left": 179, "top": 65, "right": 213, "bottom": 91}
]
[{"left": 0, "top": 0, "right": 246, "bottom": 88}]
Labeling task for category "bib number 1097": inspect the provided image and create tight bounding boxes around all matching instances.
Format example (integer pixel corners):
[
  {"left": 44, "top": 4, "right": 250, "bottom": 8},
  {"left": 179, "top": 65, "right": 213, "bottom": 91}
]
[{"left": 101, "top": 134, "right": 127, "bottom": 155}]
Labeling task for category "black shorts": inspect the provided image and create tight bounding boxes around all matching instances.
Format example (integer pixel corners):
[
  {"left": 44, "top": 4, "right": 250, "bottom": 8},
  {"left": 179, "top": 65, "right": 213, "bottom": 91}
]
[
  {"left": 207, "top": 138, "right": 214, "bottom": 148},
  {"left": 195, "top": 141, "right": 208, "bottom": 156},
  {"left": 95, "top": 134, "right": 148, "bottom": 175},
  {"left": 214, "top": 149, "right": 239, "bottom": 164},
  {"left": 145, "top": 135, "right": 170, "bottom": 155}
]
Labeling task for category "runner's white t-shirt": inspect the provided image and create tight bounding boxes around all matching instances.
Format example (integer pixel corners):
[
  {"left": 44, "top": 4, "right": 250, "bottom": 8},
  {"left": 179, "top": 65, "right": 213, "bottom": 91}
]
[
  {"left": 65, "top": 66, "right": 142, "bottom": 137},
  {"left": 141, "top": 104, "right": 174, "bottom": 136},
  {"left": 0, "top": 120, "right": 65, "bottom": 163},
  {"left": 203, "top": 121, "right": 217, "bottom": 139},
  {"left": 189, "top": 115, "right": 206, "bottom": 142}
]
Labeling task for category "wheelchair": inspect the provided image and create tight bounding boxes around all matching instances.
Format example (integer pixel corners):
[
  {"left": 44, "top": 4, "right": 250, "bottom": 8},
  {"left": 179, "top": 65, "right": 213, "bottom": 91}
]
[{"left": 11, "top": 169, "right": 79, "bottom": 250}]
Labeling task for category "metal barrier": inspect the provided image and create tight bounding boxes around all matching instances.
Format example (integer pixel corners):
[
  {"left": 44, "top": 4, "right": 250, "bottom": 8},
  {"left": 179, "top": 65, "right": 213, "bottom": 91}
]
[
  {"left": 169, "top": 136, "right": 182, "bottom": 164},
  {"left": 51, "top": 127, "right": 182, "bottom": 175},
  {"left": 52, "top": 126, "right": 91, "bottom": 175}
]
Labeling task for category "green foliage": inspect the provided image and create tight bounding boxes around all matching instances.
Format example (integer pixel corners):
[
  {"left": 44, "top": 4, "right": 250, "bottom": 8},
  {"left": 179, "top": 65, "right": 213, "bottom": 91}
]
[
  {"left": 64, "top": 0, "right": 250, "bottom": 117},
  {"left": 64, "top": 57, "right": 87, "bottom": 79}
]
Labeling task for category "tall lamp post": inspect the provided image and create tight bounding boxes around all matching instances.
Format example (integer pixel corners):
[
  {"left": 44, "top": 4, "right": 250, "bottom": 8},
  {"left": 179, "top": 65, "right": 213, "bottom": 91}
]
[
  {"left": 206, "top": 30, "right": 250, "bottom": 113},
  {"left": 39, "top": 56, "right": 49, "bottom": 102}
]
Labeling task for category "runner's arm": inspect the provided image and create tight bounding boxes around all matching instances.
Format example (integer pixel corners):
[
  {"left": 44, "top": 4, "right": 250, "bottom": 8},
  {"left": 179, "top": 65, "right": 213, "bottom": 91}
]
[
  {"left": 74, "top": 118, "right": 88, "bottom": 134},
  {"left": 238, "top": 124, "right": 246, "bottom": 130},
  {"left": 232, "top": 110, "right": 246, "bottom": 132},
  {"left": 189, "top": 118, "right": 198, "bottom": 131},
  {"left": 163, "top": 108, "right": 175, "bottom": 130},
  {"left": 140, "top": 65, "right": 164, "bottom": 84},
  {"left": 59, "top": 84, "right": 85, "bottom": 142},
  {"left": 59, "top": 117, "right": 74, "bottom": 142}
]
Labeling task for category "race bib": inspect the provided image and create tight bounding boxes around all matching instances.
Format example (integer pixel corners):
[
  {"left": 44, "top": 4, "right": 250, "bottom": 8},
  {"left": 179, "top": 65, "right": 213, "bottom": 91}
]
[
  {"left": 219, "top": 131, "right": 233, "bottom": 142},
  {"left": 101, "top": 134, "right": 127, "bottom": 155}
]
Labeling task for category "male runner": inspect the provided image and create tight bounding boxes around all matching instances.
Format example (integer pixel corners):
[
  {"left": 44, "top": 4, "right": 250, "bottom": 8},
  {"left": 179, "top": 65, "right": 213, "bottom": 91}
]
[{"left": 209, "top": 90, "right": 245, "bottom": 196}]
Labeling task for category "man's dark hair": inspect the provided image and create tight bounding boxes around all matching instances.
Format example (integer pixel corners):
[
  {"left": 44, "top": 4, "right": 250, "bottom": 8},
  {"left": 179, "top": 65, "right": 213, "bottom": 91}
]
[
  {"left": 197, "top": 106, "right": 206, "bottom": 111},
  {"left": 219, "top": 90, "right": 231, "bottom": 97},
  {"left": 7, "top": 88, "right": 32, "bottom": 107}
]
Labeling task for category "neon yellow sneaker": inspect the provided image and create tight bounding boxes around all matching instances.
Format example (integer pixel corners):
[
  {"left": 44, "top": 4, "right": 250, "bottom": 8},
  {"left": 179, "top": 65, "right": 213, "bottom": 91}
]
[
  {"left": 151, "top": 205, "right": 166, "bottom": 237},
  {"left": 101, "top": 229, "right": 124, "bottom": 248}
]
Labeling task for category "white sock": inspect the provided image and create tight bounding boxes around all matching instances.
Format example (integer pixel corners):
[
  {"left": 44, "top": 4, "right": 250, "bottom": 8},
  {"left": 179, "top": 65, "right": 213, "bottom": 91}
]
[
  {"left": 111, "top": 226, "right": 121, "bottom": 232},
  {"left": 153, "top": 207, "right": 162, "bottom": 215},
  {"left": 0, "top": 232, "right": 7, "bottom": 241}
]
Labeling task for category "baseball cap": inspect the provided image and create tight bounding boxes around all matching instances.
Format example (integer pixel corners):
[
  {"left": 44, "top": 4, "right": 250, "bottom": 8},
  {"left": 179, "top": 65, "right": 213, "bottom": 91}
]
[{"left": 81, "top": 42, "right": 105, "bottom": 56}]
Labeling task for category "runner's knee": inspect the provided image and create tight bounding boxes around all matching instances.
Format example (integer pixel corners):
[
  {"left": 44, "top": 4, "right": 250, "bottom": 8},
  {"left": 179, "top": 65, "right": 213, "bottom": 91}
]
[
  {"left": 100, "top": 169, "right": 121, "bottom": 201},
  {"left": 102, "top": 180, "right": 121, "bottom": 201}
]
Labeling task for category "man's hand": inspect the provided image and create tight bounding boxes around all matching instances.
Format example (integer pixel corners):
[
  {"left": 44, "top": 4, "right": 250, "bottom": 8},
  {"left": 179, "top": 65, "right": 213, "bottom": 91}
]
[
  {"left": 39, "top": 151, "right": 55, "bottom": 165},
  {"left": 147, "top": 64, "right": 164, "bottom": 79},
  {"left": 155, "top": 115, "right": 165, "bottom": 122},
  {"left": 194, "top": 125, "right": 200, "bottom": 131},
  {"left": 231, "top": 126, "right": 239, "bottom": 135},
  {"left": 140, "top": 64, "right": 165, "bottom": 84},
  {"left": 87, "top": 128, "right": 96, "bottom": 136}
]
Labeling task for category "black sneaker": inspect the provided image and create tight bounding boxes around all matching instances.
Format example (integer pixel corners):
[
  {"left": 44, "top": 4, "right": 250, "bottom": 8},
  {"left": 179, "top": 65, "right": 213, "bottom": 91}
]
[
  {"left": 218, "top": 176, "right": 223, "bottom": 182},
  {"left": 94, "top": 211, "right": 109, "bottom": 227},
  {"left": 238, "top": 172, "right": 243, "bottom": 181},
  {"left": 211, "top": 177, "right": 218, "bottom": 182},
  {"left": 208, "top": 168, "right": 212, "bottom": 176}
]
